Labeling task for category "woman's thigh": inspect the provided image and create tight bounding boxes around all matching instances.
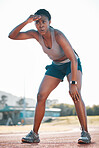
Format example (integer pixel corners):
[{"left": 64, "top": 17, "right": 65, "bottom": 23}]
[{"left": 38, "top": 75, "right": 61, "bottom": 98}]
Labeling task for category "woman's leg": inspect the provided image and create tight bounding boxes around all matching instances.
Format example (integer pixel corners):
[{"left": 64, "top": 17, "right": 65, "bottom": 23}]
[
  {"left": 67, "top": 70, "right": 88, "bottom": 132},
  {"left": 33, "top": 75, "right": 61, "bottom": 134}
]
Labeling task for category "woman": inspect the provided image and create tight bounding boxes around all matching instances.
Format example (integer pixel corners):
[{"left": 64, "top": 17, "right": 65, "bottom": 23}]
[{"left": 8, "top": 9, "right": 91, "bottom": 144}]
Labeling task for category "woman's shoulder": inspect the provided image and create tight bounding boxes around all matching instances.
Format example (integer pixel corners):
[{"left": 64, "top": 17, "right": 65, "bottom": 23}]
[
  {"left": 53, "top": 28, "right": 65, "bottom": 37},
  {"left": 53, "top": 28, "right": 66, "bottom": 41}
]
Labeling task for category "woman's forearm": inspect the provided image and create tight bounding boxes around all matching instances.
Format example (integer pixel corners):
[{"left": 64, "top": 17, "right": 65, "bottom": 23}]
[{"left": 8, "top": 21, "right": 28, "bottom": 39}]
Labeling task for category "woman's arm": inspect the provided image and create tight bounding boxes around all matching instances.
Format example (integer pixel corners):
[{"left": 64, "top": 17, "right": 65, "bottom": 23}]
[
  {"left": 8, "top": 15, "right": 41, "bottom": 40},
  {"left": 55, "top": 30, "right": 79, "bottom": 99},
  {"left": 55, "top": 30, "right": 77, "bottom": 81}
]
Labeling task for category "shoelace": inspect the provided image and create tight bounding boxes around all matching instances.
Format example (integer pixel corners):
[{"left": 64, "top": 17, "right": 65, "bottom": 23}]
[
  {"left": 26, "top": 130, "right": 33, "bottom": 137},
  {"left": 81, "top": 130, "right": 91, "bottom": 141},
  {"left": 81, "top": 130, "right": 87, "bottom": 137}
]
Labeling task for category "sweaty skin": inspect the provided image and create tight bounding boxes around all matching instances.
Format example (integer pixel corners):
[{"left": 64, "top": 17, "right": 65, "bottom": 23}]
[{"left": 9, "top": 14, "right": 88, "bottom": 133}]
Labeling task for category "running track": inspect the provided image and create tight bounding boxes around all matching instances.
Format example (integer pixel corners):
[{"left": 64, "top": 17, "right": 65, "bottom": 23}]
[{"left": 0, "top": 127, "right": 99, "bottom": 148}]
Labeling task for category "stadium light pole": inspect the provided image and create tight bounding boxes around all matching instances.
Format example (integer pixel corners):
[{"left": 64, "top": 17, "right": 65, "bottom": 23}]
[{"left": 23, "top": 77, "right": 26, "bottom": 125}]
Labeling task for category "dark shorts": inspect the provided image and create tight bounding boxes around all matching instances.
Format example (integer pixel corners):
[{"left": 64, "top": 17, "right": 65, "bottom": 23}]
[{"left": 45, "top": 58, "right": 82, "bottom": 81}]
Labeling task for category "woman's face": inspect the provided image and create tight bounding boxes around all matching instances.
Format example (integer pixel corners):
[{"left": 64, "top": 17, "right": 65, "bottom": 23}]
[{"left": 35, "top": 15, "right": 51, "bottom": 35}]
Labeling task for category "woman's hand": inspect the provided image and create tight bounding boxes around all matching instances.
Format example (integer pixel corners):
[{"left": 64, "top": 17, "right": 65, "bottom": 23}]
[
  {"left": 26, "top": 15, "right": 41, "bottom": 23},
  {"left": 69, "top": 84, "right": 80, "bottom": 103}
]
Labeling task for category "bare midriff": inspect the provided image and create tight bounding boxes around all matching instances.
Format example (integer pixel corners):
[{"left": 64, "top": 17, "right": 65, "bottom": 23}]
[{"left": 53, "top": 55, "right": 68, "bottom": 62}]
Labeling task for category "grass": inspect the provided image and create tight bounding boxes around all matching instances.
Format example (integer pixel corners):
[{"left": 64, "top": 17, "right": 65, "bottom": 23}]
[
  {"left": 0, "top": 116, "right": 99, "bottom": 133},
  {"left": 87, "top": 116, "right": 99, "bottom": 125},
  {"left": 42, "top": 116, "right": 99, "bottom": 127}
]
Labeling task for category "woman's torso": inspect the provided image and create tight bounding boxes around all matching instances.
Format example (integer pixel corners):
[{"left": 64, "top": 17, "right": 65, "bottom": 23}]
[{"left": 38, "top": 27, "right": 78, "bottom": 62}]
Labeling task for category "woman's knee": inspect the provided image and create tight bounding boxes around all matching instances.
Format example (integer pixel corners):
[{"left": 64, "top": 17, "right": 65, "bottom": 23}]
[
  {"left": 69, "top": 89, "right": 82, "bottom": 104},
  {"left": 37, "top": 91, "right": 48, "bottom": 104}
]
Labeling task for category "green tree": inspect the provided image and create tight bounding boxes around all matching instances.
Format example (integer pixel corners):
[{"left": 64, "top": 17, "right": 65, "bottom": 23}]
[
  {"left": 0, "top": 95, "right": 8, "bottom": 105},
  {"left": 93, "top": 105, "right": 99, "bottom": 115},
  {"left": 51, "top": 103, "right": 99, "bottom": 116},
  {"left": 86, "top": 106, "right": 94, "bottom": 115},
  {"left": 16, "top": 98, "right": 28, "bottom": 107},
  {"left": 51, "top": 103, "right": 76, "bottom": 116}
]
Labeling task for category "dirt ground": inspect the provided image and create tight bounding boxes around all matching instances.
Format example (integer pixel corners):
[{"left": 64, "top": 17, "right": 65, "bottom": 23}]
[{"left": 0, "top": 125, "right": 99, "bottom": 148}]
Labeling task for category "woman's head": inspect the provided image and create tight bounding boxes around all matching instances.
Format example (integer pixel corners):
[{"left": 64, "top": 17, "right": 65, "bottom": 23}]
[
  {"left": 34, "top": 9, "right": 51, "bottom": 35},
  {"left": 34, "top": 9, "right": 51, "bottom": 21}
]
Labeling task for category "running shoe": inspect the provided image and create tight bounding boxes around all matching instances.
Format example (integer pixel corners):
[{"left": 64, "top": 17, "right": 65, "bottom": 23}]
[
  {"left": 78, "top": 130, "right": 91, "bottom": 144},
  {"left": 21, "top": 130, "right": 40, "bottom": 143}
]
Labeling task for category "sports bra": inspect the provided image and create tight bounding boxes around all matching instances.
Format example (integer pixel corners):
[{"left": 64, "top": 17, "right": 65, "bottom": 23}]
[
  {"left": 38, "top": 27, "right": 65, "bottom": 60},
  {"left": 38, "top": 27, "right": 78, "bottom": 61}
]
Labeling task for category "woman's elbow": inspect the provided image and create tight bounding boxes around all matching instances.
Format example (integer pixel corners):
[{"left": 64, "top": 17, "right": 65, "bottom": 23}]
[
  {"left": 8, "top": 34, "right": 16, "bottom": 40},
  {"left": 74, "top": 58, "right": 78, "bottom": 66},
  {"left": 8, "top": 34, "right": 11, "bottom": 39}
]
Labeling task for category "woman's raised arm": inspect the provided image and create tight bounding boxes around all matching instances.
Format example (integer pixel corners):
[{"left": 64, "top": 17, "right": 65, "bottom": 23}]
[{"left": 8, "top": 15, "right": 41, "bottom": 40}]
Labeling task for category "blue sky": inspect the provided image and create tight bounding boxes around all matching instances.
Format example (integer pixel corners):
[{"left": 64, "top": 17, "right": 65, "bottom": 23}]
[{"left": 0, "top": 0, "right": 99, "bottom": 106}]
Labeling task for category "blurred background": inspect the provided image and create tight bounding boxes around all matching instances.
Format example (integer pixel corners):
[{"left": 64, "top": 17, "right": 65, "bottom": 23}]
[{"left": 0, "top": 0, "right": 99, "bottom": 125}]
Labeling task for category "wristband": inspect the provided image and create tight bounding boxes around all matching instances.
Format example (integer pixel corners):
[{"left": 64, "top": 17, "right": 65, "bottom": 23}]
[{"left": 70, "top": 81, "right": 77, "bottom": 85}]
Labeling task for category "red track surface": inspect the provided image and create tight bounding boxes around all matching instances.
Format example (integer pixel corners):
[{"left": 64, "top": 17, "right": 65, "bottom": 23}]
[{"left": 0, "top": 127, "right": 99, "bottom": 148}]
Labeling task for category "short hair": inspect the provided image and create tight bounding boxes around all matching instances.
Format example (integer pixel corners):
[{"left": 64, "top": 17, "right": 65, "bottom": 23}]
[{"left": 34, "top": 9, "right": 51, "bottom": 21}]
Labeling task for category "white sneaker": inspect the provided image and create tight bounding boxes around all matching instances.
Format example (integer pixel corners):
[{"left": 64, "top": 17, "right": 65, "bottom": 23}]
[
  {"left": 21, "top": 130, "right": 40, "bottom": 143},
  {"left": 78, "top": 130, "right": 91, "bottom": 144}
]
